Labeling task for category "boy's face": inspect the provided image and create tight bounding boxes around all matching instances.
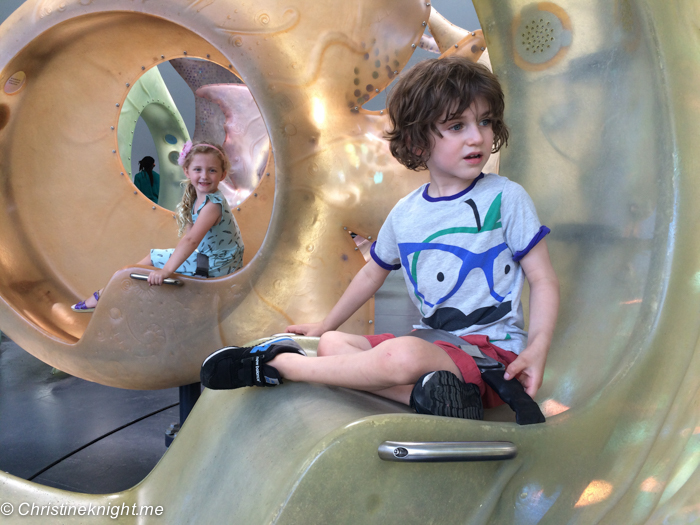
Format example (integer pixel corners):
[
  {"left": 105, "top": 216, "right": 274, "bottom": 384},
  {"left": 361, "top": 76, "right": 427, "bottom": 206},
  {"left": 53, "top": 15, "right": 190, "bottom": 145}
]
[{"left": 425, "top": 97, "right": 494, "bottom": 191}]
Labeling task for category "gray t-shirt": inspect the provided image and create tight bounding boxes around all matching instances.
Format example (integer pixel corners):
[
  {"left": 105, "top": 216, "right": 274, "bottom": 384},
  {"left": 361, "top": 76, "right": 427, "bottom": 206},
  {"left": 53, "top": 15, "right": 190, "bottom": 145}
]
[{"left": 371, "top": 173, "right": 549, "bottom": 354}]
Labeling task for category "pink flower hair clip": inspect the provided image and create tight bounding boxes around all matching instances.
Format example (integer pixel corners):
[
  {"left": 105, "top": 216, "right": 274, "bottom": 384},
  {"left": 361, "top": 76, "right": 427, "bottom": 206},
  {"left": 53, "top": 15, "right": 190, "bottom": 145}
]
[{"left": 177, "top": 140, "right": 193, "bottom": 167}]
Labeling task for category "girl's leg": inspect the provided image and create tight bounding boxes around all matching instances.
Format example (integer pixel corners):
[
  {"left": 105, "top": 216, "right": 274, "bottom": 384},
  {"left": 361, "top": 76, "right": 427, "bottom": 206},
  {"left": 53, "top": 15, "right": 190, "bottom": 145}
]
[
  {"left": 82, "top": 288, "right": 104, "bottom": 308},
  {"left": 272, "top": 336, "right": 463, "bottom": 405},
  {"left": 81, "top": 254, "right": 152, "bottom": 307}
]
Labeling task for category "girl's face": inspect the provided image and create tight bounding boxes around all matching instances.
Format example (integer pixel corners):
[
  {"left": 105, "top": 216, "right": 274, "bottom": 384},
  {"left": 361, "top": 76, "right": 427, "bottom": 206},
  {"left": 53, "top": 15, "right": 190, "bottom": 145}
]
[{"left": 184, "top": 152, "right": 226, "bottom": 196}]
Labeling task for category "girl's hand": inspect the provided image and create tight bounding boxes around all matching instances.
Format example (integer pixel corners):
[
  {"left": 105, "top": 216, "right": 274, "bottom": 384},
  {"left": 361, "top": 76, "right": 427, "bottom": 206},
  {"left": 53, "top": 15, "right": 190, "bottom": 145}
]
[
  {"left": 148, "top": 269, "right": 171, "bottom": 286},
  {"left": 286, "top": 322, "right": 325, "bottom": 337}
]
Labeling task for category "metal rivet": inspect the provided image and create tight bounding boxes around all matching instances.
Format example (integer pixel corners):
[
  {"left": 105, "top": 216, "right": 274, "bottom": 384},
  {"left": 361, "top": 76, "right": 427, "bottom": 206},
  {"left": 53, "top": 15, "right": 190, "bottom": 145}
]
[
  {"left": 354, "top": 247, "right": 359, "bottom": 251},
  {"left": 173, "top": 215, "right": 176, "bottom": 219},
  {"left": 394, "top": 70, "right": 398, "bottom": 74},
  {"left": 411, "top": 44, "right": 416, "bottom": 48},
  {"left": 161, "top": 55, "right": 165, "bottom": 59},
  {"left": 254, "top": 193, "right": 258, "bottom": 197},
  {"left": 472, "top": 32, "right": 476, "bottom": 36},
  {"left": 120, "top": 172, "right": 124, "bottom": 176},
  {"left": 266, "top": 173, "right": 270, "bottom": 177},
  {"left": 354, "top": 106, "right": 359, "bottom": 110},
  {"left": 183, "top": 51, "right": 188, "bottom": 55},
  {"left": 455, "top": 44, "right": 459, "bottom": 48},
  {"left": 207, "top": 54, "right": 211, "bottom": 58},
  {"left": 112, "top": 150, "right": 116, "bottom": 153},
  {"left": 480, "top": 47, "right": 485, "bottom": 51},
  {"left": 422, "top": 21, "right": 426, "bottom": 26},
  {"left": 116, "top": 103, "right": 120, "bottom": 107},
  {"left": 236, "top": 207, "right": 241, "bottom": 211},
  {"left": 368, "top": 236, "right": 372, "bottom": 240},
  {"left": 229, "top": 64, "right": 233, "bottom": 68},
  {"left": 152, "top": 206, "right": 156, "bottom": 210},
  {"left": 141, "top": 66, "right": 145, "bottom": 70},
  {"left": 375, "top": 88, "right": 379, "bottom": 92},
  {"left": 343, "top": 227, "right": 347, "bottom": 230},
  {"left": 380, "top": 110, "right": 384, "bottom": 115},
  {"left": 110, "top": 126, "right": 115, "bottom": 130},
  {"left": 368, "top": 320, "right": 373, "bottom": 324},
  {"left": 426, "top": 2, "right": 431, "bottom": 5},
  {"left": 134, "top": 191, "right": 137, "bottom": 195}
]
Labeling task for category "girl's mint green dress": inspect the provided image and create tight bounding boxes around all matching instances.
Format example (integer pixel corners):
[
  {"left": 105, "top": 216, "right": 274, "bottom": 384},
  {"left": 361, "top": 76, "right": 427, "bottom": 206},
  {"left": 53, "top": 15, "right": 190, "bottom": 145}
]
[{"left": 151, "top": 191, "right": 243, "bottom": 277}]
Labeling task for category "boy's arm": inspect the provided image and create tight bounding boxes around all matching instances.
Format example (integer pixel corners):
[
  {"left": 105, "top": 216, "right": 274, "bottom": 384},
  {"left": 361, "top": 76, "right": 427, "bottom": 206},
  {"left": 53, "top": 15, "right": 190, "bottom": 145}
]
[
  {"left": 287, "top": 259, "right": 391, "bottom": 337},
  {"left": 503, "top": 239, "right": 559, "bottom": 397}
]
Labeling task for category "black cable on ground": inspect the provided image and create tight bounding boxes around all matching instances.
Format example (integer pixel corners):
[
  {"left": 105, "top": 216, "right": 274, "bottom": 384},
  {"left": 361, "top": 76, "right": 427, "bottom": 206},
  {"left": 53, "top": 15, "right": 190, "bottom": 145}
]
[{"left": 27, "top": 402, "right": 179, "bottom": 481}]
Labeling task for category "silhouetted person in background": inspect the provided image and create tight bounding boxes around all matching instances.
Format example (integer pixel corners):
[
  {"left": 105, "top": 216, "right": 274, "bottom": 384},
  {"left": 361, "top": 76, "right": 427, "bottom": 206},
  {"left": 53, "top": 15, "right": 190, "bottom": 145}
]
[{"left": 134, "top": 156, "right": 160, "bottom": 204}]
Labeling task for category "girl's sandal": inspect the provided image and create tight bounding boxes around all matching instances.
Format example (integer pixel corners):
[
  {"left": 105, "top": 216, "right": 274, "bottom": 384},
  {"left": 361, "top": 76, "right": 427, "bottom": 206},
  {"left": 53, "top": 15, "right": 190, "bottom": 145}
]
[{"left": 71, "top": 291, "right": 100, "bottom": 313}]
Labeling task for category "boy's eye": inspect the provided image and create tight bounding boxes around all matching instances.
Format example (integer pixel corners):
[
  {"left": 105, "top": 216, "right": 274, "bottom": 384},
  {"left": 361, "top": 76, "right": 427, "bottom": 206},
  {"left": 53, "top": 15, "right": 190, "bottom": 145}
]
[
  {"left": 449, "top": 123, "right": 463, "bottom": 131},
  {"left": 479, "top": 118, "right": 492, "bottom": 127}
]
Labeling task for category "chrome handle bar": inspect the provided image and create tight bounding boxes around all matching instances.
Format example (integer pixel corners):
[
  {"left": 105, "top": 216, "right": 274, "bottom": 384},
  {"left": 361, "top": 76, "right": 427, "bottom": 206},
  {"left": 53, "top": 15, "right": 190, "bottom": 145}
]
[
  {"left": 129, "top": 273, "right": 183, "bottom": 286},
  {"left": 378, "top": 441, "right": 517, "bottom": 462}
]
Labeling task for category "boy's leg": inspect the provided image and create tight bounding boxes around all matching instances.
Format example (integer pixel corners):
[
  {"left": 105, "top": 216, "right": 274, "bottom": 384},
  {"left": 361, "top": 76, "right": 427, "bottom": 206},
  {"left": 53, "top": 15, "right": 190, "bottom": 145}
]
[
  {"left": 316, "top": 331, "right": 372, "bottom": 356},
  {"left": 200, "top": 334, "right": 483, "bottom": 418},
  {"left": 315, "top": 332, "right": 412, "bottom": 403},
  {"left": 271, "top": 336, "right": 463, "bottom": 405}
]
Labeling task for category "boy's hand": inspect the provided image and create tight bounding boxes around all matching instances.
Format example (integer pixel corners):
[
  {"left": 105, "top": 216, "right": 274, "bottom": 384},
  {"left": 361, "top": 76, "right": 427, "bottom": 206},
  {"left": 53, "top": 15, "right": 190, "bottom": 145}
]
[
  {"left": 286, "top": 322, "right": 325, "bottom": 337},
  {"left": 503, "top": 345, "right": 547, "bottom": 398},
  {"left": 148, "top": 269, "right": 171, "bottom": 286}
]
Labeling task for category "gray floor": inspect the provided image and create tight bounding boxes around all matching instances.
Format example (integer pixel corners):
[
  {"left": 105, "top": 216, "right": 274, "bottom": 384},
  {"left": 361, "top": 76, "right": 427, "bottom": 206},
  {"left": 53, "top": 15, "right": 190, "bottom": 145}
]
[
  {"left": 0, "top": 271, "right": 419, "bottom": 494},
  {"left": 0, "top": 335, "right": 179, "bottom": 494}
]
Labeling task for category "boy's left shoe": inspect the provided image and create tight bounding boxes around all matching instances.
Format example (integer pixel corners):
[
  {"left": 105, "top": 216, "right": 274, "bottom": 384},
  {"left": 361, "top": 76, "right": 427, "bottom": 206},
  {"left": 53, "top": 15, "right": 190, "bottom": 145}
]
[
  {"left": 410, "top": 371, "right": 484, "bottom": 420},
  {"left": 200, "top": 336, "right": 306, "bottom": 390}
]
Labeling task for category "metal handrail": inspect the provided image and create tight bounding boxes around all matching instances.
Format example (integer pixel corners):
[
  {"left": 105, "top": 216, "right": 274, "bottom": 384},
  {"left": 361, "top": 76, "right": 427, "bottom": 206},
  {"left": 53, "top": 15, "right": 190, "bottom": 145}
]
[
  {"left": 378, "top": 441, "right": 517, "bottom": 462},
  {"left": 129, "top": 273, "right": 183, "bottom": 286}
]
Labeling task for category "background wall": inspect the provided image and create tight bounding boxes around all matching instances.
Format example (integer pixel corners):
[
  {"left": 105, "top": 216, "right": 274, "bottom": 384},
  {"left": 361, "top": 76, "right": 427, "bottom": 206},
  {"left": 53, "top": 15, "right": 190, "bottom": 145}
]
[{"left": 0, "top": 1, "right": 479, "bottom": 177}]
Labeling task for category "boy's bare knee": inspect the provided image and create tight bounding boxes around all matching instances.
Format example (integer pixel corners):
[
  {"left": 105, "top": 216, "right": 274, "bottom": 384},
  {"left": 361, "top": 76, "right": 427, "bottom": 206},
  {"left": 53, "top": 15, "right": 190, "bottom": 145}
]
[
  {"left": 317, "top": 331, "right": 341, "bottom": 356},
  {"left": 374, "top": 341, "right": 426, "bottom": 384}
]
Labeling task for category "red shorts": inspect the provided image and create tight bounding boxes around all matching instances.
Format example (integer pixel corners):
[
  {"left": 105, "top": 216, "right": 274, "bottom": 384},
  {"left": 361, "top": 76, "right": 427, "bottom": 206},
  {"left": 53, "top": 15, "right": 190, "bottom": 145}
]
[{"left": 364, "top": 333, "right": 518, "bottom": 409}]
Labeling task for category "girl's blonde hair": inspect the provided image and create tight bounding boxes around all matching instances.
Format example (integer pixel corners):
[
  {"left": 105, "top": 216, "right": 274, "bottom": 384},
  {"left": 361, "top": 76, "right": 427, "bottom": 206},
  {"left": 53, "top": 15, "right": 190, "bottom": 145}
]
[{"left": 175, "top": 142, "right": 231, "bottom": 236}]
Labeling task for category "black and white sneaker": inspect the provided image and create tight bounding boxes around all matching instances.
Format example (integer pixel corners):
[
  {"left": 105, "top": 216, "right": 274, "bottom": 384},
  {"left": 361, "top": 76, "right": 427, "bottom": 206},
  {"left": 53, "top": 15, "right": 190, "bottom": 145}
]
[
  {"left": 410, "top": 371, "right": 483, "bottom": 420},
  {"left": 200, "top": 336, "right": 306, "bottom": 390}
]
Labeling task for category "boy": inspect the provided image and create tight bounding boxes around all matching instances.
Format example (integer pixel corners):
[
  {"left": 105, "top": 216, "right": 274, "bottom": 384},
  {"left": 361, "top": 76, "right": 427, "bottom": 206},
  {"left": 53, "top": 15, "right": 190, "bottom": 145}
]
[{"left": 200, "top": 57, "right": 559, "bottom": 423}]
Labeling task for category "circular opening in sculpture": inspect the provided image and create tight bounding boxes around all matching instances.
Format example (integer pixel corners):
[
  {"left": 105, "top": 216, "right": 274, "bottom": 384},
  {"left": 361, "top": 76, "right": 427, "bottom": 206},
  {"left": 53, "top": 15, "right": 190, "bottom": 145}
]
[{"left": 119, "top": 59, "right": 271, "bottom": 215}]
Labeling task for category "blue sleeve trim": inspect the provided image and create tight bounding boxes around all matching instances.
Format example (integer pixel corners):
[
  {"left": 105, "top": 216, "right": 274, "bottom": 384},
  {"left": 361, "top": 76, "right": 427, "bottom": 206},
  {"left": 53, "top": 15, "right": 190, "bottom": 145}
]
[
  {"left": 513, "top": 226, "right": 550, "bottom": 262},
  {"left": 370, "top": 242, "right": 401, "bottom": 271}
]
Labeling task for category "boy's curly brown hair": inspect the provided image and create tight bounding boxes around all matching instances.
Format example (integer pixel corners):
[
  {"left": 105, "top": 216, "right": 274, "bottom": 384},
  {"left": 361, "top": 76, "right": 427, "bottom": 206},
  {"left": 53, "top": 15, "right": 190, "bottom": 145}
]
[{"left": 385, "top": 56, "right": 509, "bottom": 171}]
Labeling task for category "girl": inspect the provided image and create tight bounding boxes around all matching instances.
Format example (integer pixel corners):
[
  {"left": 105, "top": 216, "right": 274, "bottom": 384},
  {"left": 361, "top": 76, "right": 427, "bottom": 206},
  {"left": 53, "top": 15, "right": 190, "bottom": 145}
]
[{"left": 72, "top": 141, "right": 244, "bottom": 312}]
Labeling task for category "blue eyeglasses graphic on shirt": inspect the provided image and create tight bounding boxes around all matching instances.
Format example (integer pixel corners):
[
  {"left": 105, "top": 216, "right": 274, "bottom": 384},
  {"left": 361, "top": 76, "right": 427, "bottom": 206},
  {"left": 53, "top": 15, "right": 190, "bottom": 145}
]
[{"left": 399, "top": 241, "right": 510, "bottom": 309}]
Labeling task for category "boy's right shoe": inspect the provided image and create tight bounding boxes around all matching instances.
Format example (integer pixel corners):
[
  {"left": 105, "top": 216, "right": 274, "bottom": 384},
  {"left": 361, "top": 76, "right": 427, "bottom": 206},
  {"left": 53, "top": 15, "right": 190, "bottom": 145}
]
[
  {"left": 200, "top": 336, "right": 306, "bottom": 390},
  {"left": 410, "top": 371, "right": 484, "bottom": 420}
]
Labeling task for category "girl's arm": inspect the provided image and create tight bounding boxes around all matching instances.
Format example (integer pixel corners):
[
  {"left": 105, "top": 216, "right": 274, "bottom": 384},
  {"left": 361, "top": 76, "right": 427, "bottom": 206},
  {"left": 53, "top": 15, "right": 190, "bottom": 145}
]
[
  {"left": 287, "top": 259, "right": 391, "bottom": 337},
  {"left": 503, "top": 239, "right": 559, "bottom": 397},
  {"left": 147, "top": 201, "right": 222, "bottom": 285}
]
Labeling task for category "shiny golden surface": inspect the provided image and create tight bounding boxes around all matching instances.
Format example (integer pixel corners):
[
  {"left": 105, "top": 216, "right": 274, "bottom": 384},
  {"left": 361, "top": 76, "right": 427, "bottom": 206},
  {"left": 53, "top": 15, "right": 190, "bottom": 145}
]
[
  {"left": 0, "top": 1, "right": 428, "bottom": 388},
  {"left": 0, "top": 0, "right": 699, "bottom": 523}
]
